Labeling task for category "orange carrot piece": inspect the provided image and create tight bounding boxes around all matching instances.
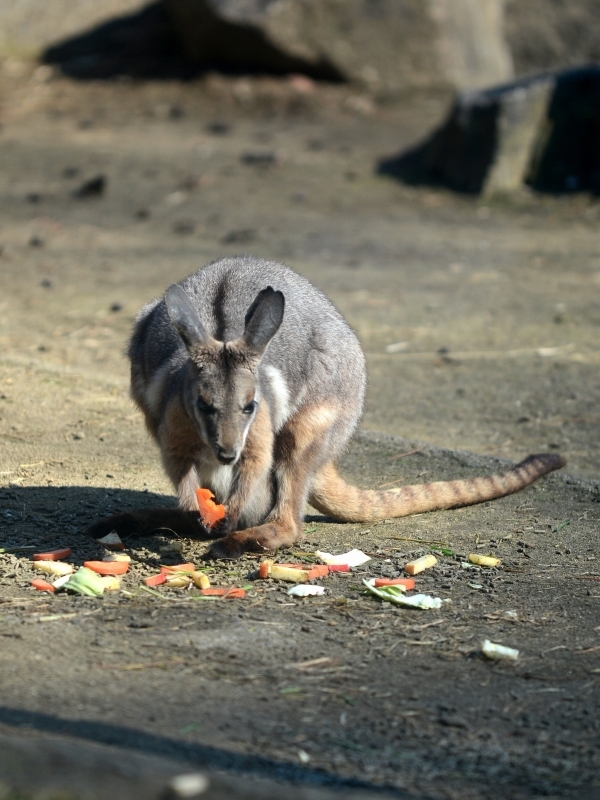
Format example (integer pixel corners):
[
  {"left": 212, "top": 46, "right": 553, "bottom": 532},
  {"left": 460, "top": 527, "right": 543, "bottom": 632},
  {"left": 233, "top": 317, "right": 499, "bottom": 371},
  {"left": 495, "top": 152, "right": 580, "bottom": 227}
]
[
  {"left": 84, "top": 560, "right": 129, "bottom": 576},
  {"left": 31, "top": 578, "right": 55, "bottom": 593},
  {"left": 145, "top": 573, "right": 167, "bottom": 587},
  {"left": 160, "top": 562, "right": 195, "bottom": 574},
  {"left": 200, "top": 587, "right": 246, "bottom": 599},
  {"left": 307, "top": 565, "right": 329, "bottom": 579},
  {"left": 374, "top": 578, "right": 416, "bottom": 589},
  {"left": 328, "top": 564, "right": 350, "bottom": 573},
  {"left": 196, "top": 487, "right": 226, "bottom": 528},
  {"left": 258, "top": 561, "right": 271, "bottom": 579},
  {"left": 33, "top": 548, "right": 72, "bottom": 562}
]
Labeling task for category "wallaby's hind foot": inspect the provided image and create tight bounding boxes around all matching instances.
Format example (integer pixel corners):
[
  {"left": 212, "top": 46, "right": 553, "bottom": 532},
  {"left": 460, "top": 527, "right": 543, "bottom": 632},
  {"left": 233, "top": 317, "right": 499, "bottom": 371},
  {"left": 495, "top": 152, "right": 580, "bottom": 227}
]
[
  {"left": 86, "top": 508, "right": 213, "bottom": 543},
  {"left": 203, "top": 521, "right": 299, "bottom": 560}
]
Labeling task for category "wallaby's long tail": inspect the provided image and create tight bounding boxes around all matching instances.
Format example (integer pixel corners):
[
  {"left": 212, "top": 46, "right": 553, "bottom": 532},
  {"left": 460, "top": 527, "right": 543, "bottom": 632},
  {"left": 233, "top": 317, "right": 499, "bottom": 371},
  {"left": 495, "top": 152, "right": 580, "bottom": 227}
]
[{"left": 308, "top": 453, "right": 566, "bottom": 523}]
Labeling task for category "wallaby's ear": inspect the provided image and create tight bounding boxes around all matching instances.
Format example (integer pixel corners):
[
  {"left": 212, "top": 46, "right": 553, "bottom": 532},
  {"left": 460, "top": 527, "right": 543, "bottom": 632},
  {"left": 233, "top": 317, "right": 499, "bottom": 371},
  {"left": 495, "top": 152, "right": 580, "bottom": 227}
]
[
  {"left": 242, "top": 287, "right": 285, "bottom": 356},
  {"left": 165, "top": 284, "right": 213, "bottom": 351}
]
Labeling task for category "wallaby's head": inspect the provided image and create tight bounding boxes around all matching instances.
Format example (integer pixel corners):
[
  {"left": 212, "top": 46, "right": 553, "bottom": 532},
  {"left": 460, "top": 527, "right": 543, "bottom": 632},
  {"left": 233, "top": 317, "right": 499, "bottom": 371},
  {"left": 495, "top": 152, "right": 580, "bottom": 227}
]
[{"left": 165, "top": 283, "right": 284, "bottom": 465}]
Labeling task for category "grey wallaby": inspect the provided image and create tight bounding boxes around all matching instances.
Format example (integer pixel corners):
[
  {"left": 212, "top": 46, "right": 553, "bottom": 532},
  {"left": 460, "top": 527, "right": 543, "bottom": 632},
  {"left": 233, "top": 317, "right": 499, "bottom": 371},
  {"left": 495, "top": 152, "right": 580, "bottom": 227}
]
[{"left": 87, "top": 256, "right": 565, "bottom": 558}]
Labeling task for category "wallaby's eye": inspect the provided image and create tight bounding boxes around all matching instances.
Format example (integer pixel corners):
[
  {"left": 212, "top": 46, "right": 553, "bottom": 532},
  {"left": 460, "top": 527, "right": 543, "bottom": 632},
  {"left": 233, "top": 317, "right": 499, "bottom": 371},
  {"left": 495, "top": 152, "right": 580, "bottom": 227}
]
[
  {"left": 243, "top": 400, "right": 257, "bottom": 415},
  {"left": 197, "top": 397, "right": 215, "bottom": 414}
]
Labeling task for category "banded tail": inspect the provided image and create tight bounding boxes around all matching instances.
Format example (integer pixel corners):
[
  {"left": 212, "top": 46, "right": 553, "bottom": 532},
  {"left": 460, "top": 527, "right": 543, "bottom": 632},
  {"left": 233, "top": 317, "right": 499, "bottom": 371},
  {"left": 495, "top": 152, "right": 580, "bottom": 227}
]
[{"left": 309, "top": 453, "right": 566, "bottom": 523}]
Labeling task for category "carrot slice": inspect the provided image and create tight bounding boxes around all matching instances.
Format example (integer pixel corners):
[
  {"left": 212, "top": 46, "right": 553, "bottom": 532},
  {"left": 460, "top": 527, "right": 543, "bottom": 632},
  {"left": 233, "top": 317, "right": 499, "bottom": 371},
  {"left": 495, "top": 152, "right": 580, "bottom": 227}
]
[
  {"left": 145, "top": 573, "right": 167, "bottom": 587},
  {"left": 258, "top": 561, "right": 272, "bottom": 579},
  {"left": 196, "top": 487, "right": 226, "bottom": 528},
  {"left": 307, "top": 565, "right": 329, "bottom": 579},
  {"left": 160, "top": 562, "right": 195, "bottom": 574},
  {"left": 328, "top": 564, "right": 350, "bottom": 573},
  {"left": 374, "top": 577, "right": 416, "bottom": 589},
  {"left": 84, "top": 560, "right": 129, "bottom": 576},
  {"left": 31, "top": 578, "right": 55, "bottom": 593},
  {"left": 200, "top": 587, "right": 246, "bottom": 598},
  {"left": 33, "top": 548, "right": 72, "bottom": 562}
]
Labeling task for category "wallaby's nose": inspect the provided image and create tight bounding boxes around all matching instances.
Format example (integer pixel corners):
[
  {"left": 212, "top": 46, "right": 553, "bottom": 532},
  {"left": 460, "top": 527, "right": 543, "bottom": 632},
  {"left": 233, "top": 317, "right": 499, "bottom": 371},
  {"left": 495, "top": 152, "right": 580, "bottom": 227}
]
[{"left": 216, "top": 447, "right": 237, "bottom": 465}]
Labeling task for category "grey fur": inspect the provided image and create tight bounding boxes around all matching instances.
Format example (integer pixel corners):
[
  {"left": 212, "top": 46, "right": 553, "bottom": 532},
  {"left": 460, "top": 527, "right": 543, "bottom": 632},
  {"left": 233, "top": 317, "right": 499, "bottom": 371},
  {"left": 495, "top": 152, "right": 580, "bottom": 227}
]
[{"left": 129, "top": 257, "right": 366, "bottom": 528}]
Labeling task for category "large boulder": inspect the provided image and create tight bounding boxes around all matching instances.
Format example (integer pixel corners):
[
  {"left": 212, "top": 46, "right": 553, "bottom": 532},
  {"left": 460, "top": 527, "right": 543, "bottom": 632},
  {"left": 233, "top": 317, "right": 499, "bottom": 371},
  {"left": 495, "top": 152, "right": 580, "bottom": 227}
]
[
  {"left": 164, "top": 0, "right": 513, "bottom": 90},
  {"left": 378, "top": 66, "right": 600, "bottom": 195}
]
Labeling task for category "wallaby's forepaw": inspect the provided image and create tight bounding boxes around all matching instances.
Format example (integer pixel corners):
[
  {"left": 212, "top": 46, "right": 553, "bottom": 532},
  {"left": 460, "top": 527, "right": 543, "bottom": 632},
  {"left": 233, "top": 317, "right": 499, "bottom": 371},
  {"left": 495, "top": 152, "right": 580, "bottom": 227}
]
[{"left": 209, "top": 516, "right": 235, "bottom": 540}]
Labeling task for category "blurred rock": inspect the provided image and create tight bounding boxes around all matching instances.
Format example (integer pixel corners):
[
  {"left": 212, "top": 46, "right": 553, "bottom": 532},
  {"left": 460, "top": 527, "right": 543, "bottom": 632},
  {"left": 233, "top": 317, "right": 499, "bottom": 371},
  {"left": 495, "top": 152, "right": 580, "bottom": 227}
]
[
  {"left": 165, "top": 0, "right": 513, "bottom": 90},
  {"left": 378, "top": 66, "right": 600, "bottom": 196}
]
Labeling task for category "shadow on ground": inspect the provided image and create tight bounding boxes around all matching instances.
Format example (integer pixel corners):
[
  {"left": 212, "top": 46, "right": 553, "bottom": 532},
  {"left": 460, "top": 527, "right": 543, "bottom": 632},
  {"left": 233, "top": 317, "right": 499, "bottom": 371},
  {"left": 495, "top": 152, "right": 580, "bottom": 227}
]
[
  {"left": 42, "top": 0, "right": 344, "bottom": 82},
  {"left": 0, "top": 707, "right": 401, "bottom": 797}
]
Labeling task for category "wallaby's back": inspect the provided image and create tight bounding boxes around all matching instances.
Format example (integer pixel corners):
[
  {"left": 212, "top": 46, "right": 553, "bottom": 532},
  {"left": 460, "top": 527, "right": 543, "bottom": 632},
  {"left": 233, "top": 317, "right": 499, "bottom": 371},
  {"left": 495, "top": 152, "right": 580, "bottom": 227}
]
[{"left": 129, "top": 257, "right": 366, "bottom": 438}]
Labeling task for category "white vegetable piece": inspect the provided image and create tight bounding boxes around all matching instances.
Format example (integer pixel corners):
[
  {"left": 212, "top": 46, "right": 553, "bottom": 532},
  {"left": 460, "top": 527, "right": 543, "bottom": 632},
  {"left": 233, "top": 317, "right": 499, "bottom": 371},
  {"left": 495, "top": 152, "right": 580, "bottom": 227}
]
[
  {"left": 469, "top": 553, "right": 501, "bottom": 568},
  {"left": 315, "top": 548, "right": 371, "bottom": 566},
  {"left": 52, "top": 574, "right": 72, "bottom": 589},
  {"left": 482, "top": 639, "right": 519, "bottom": 661},
  {"left": 288, "top": 585, "right": 325, "bottom": 597}
]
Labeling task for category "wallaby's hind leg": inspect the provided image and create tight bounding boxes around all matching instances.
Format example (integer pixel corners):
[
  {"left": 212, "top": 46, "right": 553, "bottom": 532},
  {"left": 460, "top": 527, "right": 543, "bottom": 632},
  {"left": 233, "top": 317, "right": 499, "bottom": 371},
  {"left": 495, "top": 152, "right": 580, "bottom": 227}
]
[{"left": 205, "top": 403, "right": 341, "bottom": 559}]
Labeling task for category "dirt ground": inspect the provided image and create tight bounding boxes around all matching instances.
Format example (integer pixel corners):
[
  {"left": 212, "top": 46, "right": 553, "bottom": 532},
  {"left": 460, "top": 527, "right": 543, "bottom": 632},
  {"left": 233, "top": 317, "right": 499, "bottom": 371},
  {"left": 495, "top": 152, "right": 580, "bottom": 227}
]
[{"left": 0, "top": 62, "right": 599, "bottom": 799}]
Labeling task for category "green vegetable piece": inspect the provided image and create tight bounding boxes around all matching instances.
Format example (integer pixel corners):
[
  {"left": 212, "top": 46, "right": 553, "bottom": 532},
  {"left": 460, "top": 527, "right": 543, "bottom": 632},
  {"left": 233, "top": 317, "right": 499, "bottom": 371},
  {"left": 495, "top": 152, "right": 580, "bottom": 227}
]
[{"left": 64, "top": 567, "right": 106, "bottom": 597}]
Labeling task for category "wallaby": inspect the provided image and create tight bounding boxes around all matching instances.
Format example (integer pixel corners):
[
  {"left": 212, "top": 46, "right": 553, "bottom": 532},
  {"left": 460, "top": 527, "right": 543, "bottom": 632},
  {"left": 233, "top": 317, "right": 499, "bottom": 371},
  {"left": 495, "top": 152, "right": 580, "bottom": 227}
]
[{"left": 87, "top": 256, "right": 565, "bottom": 558}]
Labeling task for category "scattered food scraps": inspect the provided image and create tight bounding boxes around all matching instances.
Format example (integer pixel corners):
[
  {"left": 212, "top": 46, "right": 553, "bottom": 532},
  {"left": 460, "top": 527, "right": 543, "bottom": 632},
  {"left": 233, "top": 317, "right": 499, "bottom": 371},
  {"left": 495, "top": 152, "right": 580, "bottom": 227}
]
[
  {"left": 258, "top": 560, "right": 273, "bottom": 579},
  {"left": 316, "top": 549, "right": 371, "bottom": 566},
  {"left": 32, "top": 560, "right": 73, "bottom": 577},
  {"left": 469, "top": 554, "right": 501, "bottom": 568},
  {"left": 32, "top": 548, "right": 72, "bottom": 561},
  {"left": 145, "top": 573, "right": 167, "bottom": 587},
  {"left": 404, "top": 554, "right": 437, "bottom": 575},
  {"left": 288, "top": 585, "right": 325, "bottom": 597},
  {"left": 374, "top": 577, "right": 415, "bottom": 589},
  {"left": 270, "top": 565, "right": 313, "bottom": 583},
  {"left": 363, "top": 579, "right": 442, "bottom": 609},
  {"left": 200, "top": 587, "right": 246, "bottom": 598},
  {"left": 481, "top": 639, "right": 519, "bottom": 661},
  {"left": 196, "top": 487, "right": 226, "bottom": 528},
  {"left": 64, "top": 567, "right": 106, "bottom": 596},
  {"left": 99, "top": 575, "right": 121, "bottom": 592},
  {"left": 97, "top": 531, "right": 124, "bottom": 550},
  {"left": 166, "top": 574, "right": 191, "bottom": 588},
  {"left": 191, "top": 571, "right": 211, "bottom": 589},
  {"left": 31, "top": 578, "right": 55, "bottom": 593},
  {"left": 84, "top": 560, "right": 129, "bottom": 576},
  {"left": 160, "top": 563, "right": 195, "bottom": 574}
]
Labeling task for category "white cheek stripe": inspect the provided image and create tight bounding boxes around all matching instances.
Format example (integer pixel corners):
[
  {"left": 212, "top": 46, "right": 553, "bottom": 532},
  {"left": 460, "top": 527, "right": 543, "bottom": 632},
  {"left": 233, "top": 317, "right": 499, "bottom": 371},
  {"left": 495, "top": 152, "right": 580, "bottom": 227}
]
[{"left": 263, "top": 364, "right": 292, "bottom": 431}]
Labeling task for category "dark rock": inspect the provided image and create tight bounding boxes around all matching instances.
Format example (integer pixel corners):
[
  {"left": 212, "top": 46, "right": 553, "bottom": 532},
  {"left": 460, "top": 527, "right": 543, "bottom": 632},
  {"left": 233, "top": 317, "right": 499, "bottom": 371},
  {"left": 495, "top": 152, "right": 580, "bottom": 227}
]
[
  {"left": 172, "top": 220, "right": 195, "bottom": 235},
  {"left": 241, "top": 151, "right": 276, "bottom": 167},
  {"left": 165, "top": 0, "right": 512, "bottom": 90},
  {"left": 72, "top": 175, "right": 106, "bottom": 198},
  {"left": 221, "top": 228, "right": 256, "bottom": 244},
  {"left": 378, "top": 66, "right": 600, "bottom": 196}
]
